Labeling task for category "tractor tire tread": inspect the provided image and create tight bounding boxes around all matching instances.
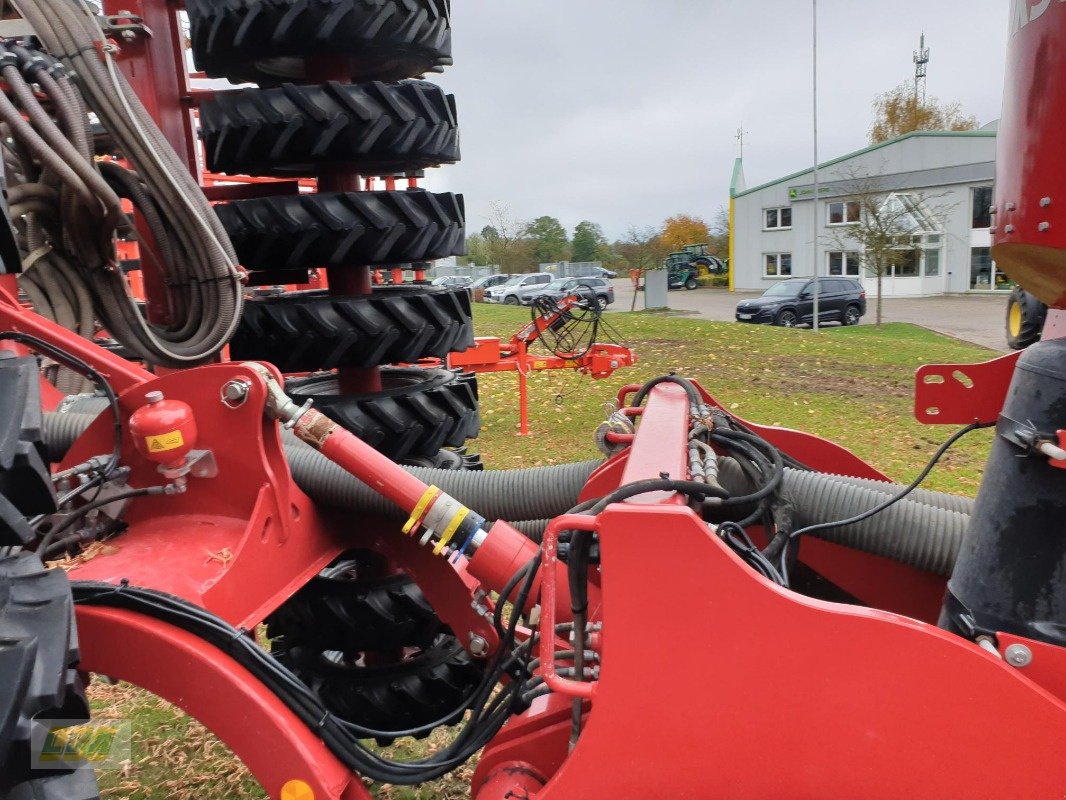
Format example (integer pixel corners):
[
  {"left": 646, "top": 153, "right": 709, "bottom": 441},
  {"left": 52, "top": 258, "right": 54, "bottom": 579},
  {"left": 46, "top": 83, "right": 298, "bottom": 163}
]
[
  {"left": 216, "top": 190, "right": 465, "bottom": 271},
  {"left": 0, "top": 552, "right": 97, "bottom": 797},
  {"left": 230, "top": 285, "right": 474, "bottom": 372},
  {"left": 187, "top": 0, "right": 452, "bottom": 85},
  {"left": 285, "top": 367, "right": 479, "bottom": 462},
  {"left": 200, "top": 81, "right": 459, "bottom": 177}
]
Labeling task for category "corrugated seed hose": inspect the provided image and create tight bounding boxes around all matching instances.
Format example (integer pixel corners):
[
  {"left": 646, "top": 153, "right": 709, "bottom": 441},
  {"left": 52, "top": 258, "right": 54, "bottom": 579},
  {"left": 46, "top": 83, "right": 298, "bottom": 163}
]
[{"left": 43, "top": 412, "right": 971, "bottom": 574}]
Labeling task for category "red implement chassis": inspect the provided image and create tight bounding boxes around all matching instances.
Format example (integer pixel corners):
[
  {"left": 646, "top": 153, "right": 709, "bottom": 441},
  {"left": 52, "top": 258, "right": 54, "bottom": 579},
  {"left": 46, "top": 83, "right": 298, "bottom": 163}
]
[{"left": 2, "top": 1, "right": 1066, "bottom": 798}]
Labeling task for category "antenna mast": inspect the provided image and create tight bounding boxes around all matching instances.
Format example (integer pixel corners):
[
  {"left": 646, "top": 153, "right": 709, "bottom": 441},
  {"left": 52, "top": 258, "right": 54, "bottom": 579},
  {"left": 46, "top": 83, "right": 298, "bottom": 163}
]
[{"left": 913, "top": 32, "right": 930, "bottom": 103}]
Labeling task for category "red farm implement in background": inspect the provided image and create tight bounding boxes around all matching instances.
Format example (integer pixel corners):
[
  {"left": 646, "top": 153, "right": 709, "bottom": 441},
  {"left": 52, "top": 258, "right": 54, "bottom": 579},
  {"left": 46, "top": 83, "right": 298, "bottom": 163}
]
[{"left": 1, "top": 2, "right": 1066, "bottom": 799}]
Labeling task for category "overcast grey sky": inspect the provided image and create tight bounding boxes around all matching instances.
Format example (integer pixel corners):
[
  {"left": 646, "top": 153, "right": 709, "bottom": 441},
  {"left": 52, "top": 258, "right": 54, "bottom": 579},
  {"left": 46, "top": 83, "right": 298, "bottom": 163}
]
[{"left": 425, "top": 1, "right": 1007, "bottom": 242}]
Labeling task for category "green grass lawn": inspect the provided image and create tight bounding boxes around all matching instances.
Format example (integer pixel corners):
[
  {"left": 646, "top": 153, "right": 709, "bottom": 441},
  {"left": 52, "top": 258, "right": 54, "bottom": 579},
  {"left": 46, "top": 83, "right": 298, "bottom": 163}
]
[{"left": 91, "top": 305, "right": 999, "bottom": 798}]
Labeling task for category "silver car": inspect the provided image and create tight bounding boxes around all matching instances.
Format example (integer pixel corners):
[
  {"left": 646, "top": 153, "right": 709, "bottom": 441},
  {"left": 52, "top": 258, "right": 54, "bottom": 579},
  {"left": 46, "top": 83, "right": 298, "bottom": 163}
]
[{"left": 482, "top": 272, "right": 554, "bottom": 304}]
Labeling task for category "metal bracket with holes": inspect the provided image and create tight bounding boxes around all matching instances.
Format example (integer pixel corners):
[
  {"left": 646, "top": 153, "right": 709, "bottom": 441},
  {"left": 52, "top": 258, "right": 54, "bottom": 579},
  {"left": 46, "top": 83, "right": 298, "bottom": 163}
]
[{"left": 914, "top": 351, "right": 1022, "bottom": 424}]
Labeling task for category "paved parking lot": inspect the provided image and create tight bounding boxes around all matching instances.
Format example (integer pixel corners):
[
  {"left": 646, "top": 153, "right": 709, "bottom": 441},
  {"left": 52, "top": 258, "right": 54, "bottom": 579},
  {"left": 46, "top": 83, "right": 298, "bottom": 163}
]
[{"left": 607, "top": 280, "right": 1009, "bottom": 352}]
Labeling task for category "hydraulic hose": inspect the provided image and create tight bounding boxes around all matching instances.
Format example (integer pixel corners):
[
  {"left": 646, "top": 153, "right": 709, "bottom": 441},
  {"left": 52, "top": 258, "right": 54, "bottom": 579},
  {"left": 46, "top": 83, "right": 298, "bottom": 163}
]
[
  {"left": 42, "top": 412, "right": 601, "bottom": 525},
  {"left": 716, "top": 457, "right": 969, "bottom": 577}
]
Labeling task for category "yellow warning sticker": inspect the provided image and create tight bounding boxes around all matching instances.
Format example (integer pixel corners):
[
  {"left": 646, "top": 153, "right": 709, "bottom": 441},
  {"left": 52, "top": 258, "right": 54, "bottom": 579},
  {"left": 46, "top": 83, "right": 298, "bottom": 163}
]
[
  {"left": 145, "top": 430, "right": 184, "bottom": 453},
  {"left": 533, "top": 360, "right": 548, "bottom": 369}
]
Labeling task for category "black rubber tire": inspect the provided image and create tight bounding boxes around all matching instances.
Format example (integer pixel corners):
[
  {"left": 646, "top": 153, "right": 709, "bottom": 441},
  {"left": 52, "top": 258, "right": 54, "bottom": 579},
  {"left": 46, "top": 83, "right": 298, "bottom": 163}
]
[
  {"left": 187, "top": 0, "right": 452, "bottom": 86},
  {"left": 230, "top": 286, "right": 474, "bottom": 372},
  {"left": 503, "top": 295, "right": 519, "bottom": 306},
  {"left": 274, "top": 633, "right": 484, "bottom": 745},
  {"left": 268, "top": 562, "right": 485, "bottom": 744},
  {"left": 267, "top": 571, "right": 442, "bottom": 654},
  {"left": 200, "top": 81, "right": 459, "bottom": 177},
  {"left": 775, "top": 309, "right": 798, "bottom": 327},
  {"left": 402, "top": 445, "right": 483, "bottom": 471},
  {"left": 0, "top": 553, "right": 99, "bottom": 798},
  {"left": 842, "top": 304, "right": 861, "bottom": 327},
  {"left": 286, "top": 367, "right": 479, "bottom": 461},
  {"left": 1006, "top": 286, "right": 1046, "bottom": 350},
  {"left": 684, "top": 276, "right": 698, "bottom": 290},
  {"left": 216, "top": 190, "right": 465, "bottom": 271}
]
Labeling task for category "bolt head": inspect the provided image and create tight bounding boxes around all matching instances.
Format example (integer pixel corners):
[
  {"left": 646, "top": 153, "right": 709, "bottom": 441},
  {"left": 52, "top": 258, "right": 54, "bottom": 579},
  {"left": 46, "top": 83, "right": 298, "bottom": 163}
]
[
  {"left": 144, "top": 390, "right": 164, "bottom": 404},
  {"left": 468, "top": 633, "right": 489, "bottom": 657},
  {"left": 1004, "top": 643, "right": 1033, "bottom": 668},
  {"left": 221, "top": 379, "right": 251, "bottom": 407}
]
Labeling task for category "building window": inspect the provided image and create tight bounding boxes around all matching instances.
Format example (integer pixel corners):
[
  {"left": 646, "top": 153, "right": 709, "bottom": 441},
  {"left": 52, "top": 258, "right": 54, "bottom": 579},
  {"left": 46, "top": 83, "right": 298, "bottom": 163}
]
[
  {"left": 764, "top": 252, "right": 792, "bottom": 277},
  {"left": 764, "top": 207, "right": 792, "bottom": 230},
  {"left": 827, "top": 200, "right": 860, "bottom": 225},
  {"left": 827, "top": 251, "right": 861, "bottom": 277},
  {"left": 924, "top": 248, "right": 940, "bottom": 277},
  {"left": 972, "top": 186, "right": 993, "bottom": 229}
]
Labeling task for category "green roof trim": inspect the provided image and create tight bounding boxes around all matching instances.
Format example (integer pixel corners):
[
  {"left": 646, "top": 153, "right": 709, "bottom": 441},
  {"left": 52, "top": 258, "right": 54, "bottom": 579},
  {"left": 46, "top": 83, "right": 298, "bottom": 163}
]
[
  {"left": 729, "top": 157, "right": 745, "bottom": 198},
  {"left": 732, "top": 129, "right": 996, "bottom": 199}
]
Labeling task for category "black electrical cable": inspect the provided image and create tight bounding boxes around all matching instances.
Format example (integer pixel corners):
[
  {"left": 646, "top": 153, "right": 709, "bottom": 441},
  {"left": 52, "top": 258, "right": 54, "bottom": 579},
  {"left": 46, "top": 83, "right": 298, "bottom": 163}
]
[
  {"left": 775, "top": 421, "right": 990, "bottom": 577},
  {"left": 717, "top": 521, "right": 786, "bottom": 586},
  {"left": 568, "top": 528, "right": 593, "bottom": 749},
  {"left": 587, "top": 477, "right": 729, "bottom": 515},
  {"left": 630, "top": 374, "right": 701, "bottom": 407},
  {"left": 36, "top": 485, "right": 164, "bottom": 556},
  {"left": 72, "top": 572, "right": 540, "bottom": 785}
]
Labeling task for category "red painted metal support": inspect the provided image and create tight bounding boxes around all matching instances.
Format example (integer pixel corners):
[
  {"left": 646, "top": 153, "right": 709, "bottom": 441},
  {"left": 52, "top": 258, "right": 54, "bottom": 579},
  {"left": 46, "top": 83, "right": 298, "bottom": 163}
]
[
  {"left": 0, "top": 275, "right": 151, "bottom": 395},
  {"left": 77, "top": 606, "right": 370, "bottom": 800}
]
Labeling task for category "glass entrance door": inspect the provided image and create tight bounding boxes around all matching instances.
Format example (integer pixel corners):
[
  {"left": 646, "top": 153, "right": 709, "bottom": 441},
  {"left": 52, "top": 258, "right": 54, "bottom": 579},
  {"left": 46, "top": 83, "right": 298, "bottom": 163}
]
[{"left": 970, "top": 247, "right": 1012, "bottom": 291}]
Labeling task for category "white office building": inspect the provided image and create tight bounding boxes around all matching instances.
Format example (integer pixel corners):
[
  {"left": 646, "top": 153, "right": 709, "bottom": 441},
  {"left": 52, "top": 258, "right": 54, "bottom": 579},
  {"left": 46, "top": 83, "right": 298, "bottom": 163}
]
[{"left": 729, "top": 125, "right": 1002, "bottom": 297}]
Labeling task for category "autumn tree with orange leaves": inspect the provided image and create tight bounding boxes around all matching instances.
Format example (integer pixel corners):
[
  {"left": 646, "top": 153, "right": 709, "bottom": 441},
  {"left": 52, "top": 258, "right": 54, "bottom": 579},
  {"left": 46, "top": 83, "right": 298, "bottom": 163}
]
[
  {"left": 660, "top": 214, "right": 711, "bottom": 254},
  {"left": 869, "top": 82, "right": 977, "bottom": 144}
]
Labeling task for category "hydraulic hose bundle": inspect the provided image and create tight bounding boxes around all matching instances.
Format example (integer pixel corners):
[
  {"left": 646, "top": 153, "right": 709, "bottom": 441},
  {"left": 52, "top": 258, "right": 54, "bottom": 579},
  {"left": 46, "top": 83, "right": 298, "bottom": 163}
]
[{"left": 2, "top": 2, "right": 242, "bottom": 366}]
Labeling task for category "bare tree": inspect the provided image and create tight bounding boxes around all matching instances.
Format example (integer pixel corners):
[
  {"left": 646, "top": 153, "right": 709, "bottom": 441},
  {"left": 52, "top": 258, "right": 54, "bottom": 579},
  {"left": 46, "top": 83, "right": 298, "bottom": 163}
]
[
  {"left": 823, "top": 168, "right": 953, "bottom": 325},
  {"left": 616, "top": 225, "right": 668, "bottom": 311},
  {"left": 483, "top": 202, "right": 534, "bottom": 273}
]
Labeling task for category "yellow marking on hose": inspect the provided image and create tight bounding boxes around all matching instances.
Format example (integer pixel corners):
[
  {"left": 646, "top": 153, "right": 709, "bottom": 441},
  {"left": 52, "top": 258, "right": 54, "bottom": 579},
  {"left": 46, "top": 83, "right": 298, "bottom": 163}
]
[
  {"left": 433, "top": 506, "right": 470, "bottom": 555},
  {"left": 403, "top": 486, "right": 441, "bottom": 535}
]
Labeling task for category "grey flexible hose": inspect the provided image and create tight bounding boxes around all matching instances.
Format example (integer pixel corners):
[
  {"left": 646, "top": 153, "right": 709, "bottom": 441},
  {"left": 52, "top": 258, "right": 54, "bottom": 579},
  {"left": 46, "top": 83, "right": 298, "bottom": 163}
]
[
  {"left": 42, "top": 412, "right": 602, "bottom": 525},
  {"left": 716, "top": 458, "right": 969, "bottom": 576},
  {"left": 2, "top": 9, "right": 242, "bottom": 366},
  {"left": 41, "top": 409, "right": 968, "bottom": 573}
]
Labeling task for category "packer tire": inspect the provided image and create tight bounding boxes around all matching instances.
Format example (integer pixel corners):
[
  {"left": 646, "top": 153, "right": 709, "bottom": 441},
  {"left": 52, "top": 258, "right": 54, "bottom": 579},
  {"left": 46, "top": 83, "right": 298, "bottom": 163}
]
[
  {"left": 266, "top": 571, "right": 443, "bottom": 654},
  {"left": 200, "top": 81, "right": 459, "bottom": 177},
  {"left": 216, "top": 190, "right": 465, "bottom": 271},
  {"left": 273, "top": 633, "right": 484, "bottom": 745},
  {"left": 286, "top": 367, "right": 479, "bottom": 461},
  {"left": 230, "top": 286, "right": 474, "bottom": 372},
  {"left": 1006, "top": 286, "right": 1046, "bottom": 350},
  {"left": 187, "top": 0, "right": 452, "bottom": 86},
  {"left": 0, "top": 553, "right": 98, "bottom": 797}
]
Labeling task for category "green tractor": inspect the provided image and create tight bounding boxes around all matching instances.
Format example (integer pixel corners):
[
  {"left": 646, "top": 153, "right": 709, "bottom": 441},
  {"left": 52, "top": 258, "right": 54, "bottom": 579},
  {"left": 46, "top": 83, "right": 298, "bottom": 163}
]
[{"left": 665, "top": 243, "right": 726, "bottom": 290}]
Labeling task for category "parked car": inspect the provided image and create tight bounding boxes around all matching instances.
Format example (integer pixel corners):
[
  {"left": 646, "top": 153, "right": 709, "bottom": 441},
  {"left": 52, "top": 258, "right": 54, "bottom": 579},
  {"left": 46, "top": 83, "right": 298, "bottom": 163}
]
[
  {"left": 469, "top": 273, "right": 513, "bottom": 302},
  {"left": 469, "top": 274, "right": 511, "bottom": 291},
  {"left": 525, "top": 277, "right": 615, "bottom": 309},
  {"left": 587, "top": 266, "right": 617, "bottom": 279},
  {"left": 483, "top": 272, "right": 554, "bottom": 304},
  {"left": 735, "top": 277, "right": 866, "bottom": 327},
  {"left": 431, "top": 275, "right": 474, "bottom": 288}
]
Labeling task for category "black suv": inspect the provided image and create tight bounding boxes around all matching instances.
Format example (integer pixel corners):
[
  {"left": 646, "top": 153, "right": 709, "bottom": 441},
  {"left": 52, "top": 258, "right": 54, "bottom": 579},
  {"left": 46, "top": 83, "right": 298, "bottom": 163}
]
[{"left": 735, "top": 277, "right": 866, "bottom": 327}]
